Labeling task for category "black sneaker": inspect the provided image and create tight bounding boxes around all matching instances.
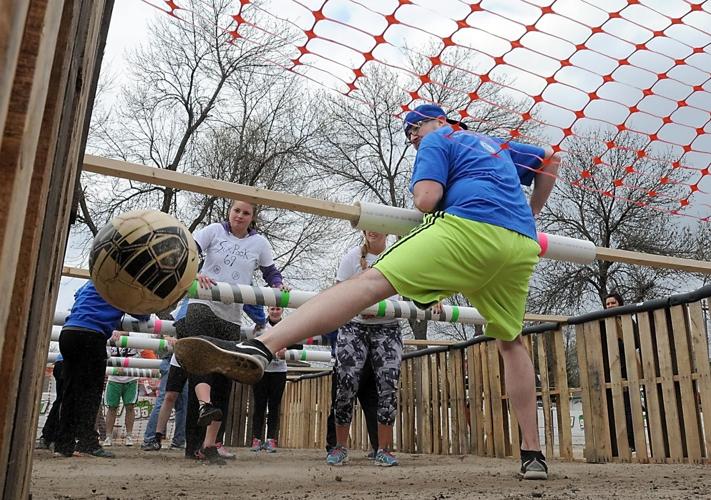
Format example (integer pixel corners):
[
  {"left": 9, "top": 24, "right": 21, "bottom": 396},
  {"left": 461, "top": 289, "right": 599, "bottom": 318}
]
[
  {"left": 84, "top": 447, "right": 115, "bottom": 458},
  {"left": 200, "top": 446, "right": 226, "bottom": 466},
  {"left": 174, "top": 337, "right": 271, "bottom": 385},
  {"left": 197, "top": 402, "right": 223, "bottom": 427},
  {"left": 520, "top": 450, "right": 548, "bottom": 480}
]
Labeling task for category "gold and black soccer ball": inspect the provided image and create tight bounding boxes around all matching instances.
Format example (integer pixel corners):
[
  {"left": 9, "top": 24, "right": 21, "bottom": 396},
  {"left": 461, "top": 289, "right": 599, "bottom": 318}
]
[{"left": 89, "top": 210, "right": 198, "bottom": 314}]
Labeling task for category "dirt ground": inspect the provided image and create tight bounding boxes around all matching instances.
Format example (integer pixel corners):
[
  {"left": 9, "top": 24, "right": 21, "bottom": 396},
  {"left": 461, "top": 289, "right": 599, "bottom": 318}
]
[{"left": 31, "top": 447, "right": 710, "bottom": 499}]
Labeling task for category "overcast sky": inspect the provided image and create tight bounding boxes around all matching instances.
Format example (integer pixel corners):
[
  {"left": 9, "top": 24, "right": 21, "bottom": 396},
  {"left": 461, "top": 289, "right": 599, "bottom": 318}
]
[{"left": 58, "top": 0, "right": 711, "bottom": 310}]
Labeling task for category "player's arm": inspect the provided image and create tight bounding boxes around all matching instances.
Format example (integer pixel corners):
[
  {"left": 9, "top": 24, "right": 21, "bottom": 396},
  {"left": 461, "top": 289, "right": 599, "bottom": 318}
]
[
  {"left": 529, "top": 146, "right": 560, "bottom": 216},
  {"left": 413, "top": 180, "right": 444, "bottom": 213}
]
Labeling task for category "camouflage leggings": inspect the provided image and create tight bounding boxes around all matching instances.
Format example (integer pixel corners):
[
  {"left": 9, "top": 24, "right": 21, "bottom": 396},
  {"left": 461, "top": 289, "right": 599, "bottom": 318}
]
[{"left": 334, "top": 322, "right": 402, "bottom": 426}]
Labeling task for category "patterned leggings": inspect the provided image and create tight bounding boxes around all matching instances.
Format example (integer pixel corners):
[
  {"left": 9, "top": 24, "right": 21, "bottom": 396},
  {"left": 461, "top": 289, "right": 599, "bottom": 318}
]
[{"left": 334, "top": 322, "right": 402, "bottom": 426}]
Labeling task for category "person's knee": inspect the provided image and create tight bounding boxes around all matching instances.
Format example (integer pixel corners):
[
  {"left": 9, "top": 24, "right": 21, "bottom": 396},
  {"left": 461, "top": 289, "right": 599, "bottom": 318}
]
[
  {"left": 496, "top": 335, "right": 523, "bottom": 353},
  {"left": 351, "top": 269, "right": 395, "bottom": 302},
  {"left": 164, "top": 391, "right": 178, "bottom": 404}
]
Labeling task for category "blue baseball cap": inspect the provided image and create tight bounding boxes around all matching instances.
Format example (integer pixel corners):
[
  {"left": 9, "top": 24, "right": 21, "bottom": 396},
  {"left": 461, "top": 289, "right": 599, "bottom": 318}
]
[{"left": 403, "top": 104, "right": 468, "bottom": 138}]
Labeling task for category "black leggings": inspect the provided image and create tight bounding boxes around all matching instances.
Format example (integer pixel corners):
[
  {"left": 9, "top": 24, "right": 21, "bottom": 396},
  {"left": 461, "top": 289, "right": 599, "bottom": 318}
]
[
  {"left": 181, "top": 304, "right": 240, "bottom": 456},
  {"left": 55, "top": 329, "right": 107, "bottom": 455},
  {"left": 251, "top": 372, "right": 287, "bottom": 440}
]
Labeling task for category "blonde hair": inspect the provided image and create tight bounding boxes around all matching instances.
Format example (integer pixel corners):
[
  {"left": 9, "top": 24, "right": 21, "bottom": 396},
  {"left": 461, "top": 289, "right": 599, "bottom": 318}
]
[{"left": 359, "top": 235, "right": 370, "bottom": 271}]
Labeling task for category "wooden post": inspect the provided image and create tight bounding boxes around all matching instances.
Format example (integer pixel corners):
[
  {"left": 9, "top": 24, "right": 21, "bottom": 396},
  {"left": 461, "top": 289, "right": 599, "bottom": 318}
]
[
  {"left": 687, "top": 302, "right": 711, "bottom": 458},
  {"left": 669, "top": 306, "right": 702, "bottom": 462},
  {"left": 653, "top": 309, "right": 684, "bottom": 461},
  {"left": 0, "top": 1, "right": 111, "bottom": 497},
  {"left": 619, "top": 315, "right": 648, "bottom": 461},
  {"left": 604, "top": 317, "right": 631, "bottom": 461},
  {"left": 637, "top": 311, "right": 667, "bottom": 462},
  {"left": 438, "top": 352, "right": 450, "bottom": 454},
  {"left": 537, "top": 335, "right": 554, "bottom": 459},
  {"left": 552, "top": 328, "right": 573, "bottom": 459}
]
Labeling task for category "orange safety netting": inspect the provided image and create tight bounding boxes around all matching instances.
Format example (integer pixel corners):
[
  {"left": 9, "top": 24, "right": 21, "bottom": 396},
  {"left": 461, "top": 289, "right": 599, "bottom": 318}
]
[{"left": 144, "top": 0, "right": 711, "bottom": 222}]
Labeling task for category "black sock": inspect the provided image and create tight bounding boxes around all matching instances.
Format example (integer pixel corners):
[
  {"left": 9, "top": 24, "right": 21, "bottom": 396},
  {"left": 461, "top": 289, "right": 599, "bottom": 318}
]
[
  {"left": 155, "top": 432, "right": 163, "bottom": 443},
  {"left": 245, "top": 338, "right": 274, "bottom": 361},
  {"left": 521, "top": 449, "right": 545, "bottom": 461}
]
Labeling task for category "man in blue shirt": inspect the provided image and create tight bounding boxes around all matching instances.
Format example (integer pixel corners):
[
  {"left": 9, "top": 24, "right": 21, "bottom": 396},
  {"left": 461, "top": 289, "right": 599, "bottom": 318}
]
[
  {"left": 55, "top": 281, "right": 150, "bottom": 458},
  {"left": 176, "top": 103, "right": 560, "bottom": 479}
]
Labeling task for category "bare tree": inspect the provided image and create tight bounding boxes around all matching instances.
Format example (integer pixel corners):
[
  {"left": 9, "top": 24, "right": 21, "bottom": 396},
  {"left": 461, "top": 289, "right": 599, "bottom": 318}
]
[
  {"left": 80, "top": 0, "right": 291, "bottom": 232},
  {"left": 530, "top": 128, "right": 700, "bottom": 314},
  {"left": 77, "top": 0, "right": 342, "bottom": 287}
]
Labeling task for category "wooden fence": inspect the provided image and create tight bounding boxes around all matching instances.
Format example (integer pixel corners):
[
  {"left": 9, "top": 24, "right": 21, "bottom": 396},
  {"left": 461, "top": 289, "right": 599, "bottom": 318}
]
[{"left": 224, "top": 292, "right": 710, "bottom": 464}]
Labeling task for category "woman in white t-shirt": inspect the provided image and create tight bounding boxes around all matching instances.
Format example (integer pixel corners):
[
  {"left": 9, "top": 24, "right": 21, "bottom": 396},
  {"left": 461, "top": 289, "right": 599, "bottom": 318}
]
[
  {"left": 327, "top": 231, "right": 403, "bottom": 467},
  {"left": 184, "top": 199, "right": 284, "bottom": 464}
]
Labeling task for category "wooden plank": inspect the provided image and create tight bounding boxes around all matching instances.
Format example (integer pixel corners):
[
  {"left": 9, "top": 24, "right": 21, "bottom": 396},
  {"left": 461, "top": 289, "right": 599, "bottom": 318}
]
[
  {"left": 473, "top": 345, "right": 486, "bottom": 456},
  {"left": 84, "top": 154, "right": 361, "bottom": 223},
  {"left": 669, "top": 305, "right": 702, "bottom": 462},
  {"left": 480, "top": 344, "right": 493, "bottom": 457},
  {"left": 582, "top": 321, "right": 612, "bottom": 461},
  {"left": 0, "top": 0, "right": 64, "bottom": 365},
  {"left": 619, "top": 315, "right": 648, "bottom": 461},
  {"left": 454, "top": 350, "right": 469, "bottom": 454},
  {"left": 439, "top": 352, "right": 450, "bottom": 454},
  {"left": 537, "top": 335, "right": 554, "bottom": 459},
  {"left": 575, "top": 324, "right": 595, "bottom": 461},
  {"left": 604, "top": 317, "right": 631, "bottom": 461},
  {"left": 486, "top": 344, "right": 506, "bottom": 458},
  {"left": 594, "top": 247, "right": 711, "bottom": 274},
  {"left": 415, "top": 357, "right": 424, "bottom": 453},
  {"left": 552, "top": 328, "right": 573, "bottom": 459},
  {"left": 447, "top": 352, "right": 460, "bottom": 454},
  {"left": 637, "top": 311, "right": 666, "bottom": 462},
  {"left": 0, "top": 1, "right": 31, "bottom": 140},
  {"left": 431, "top": 354, "right": 441, "bottom": 454},
  {"left": 465, "top": 346, "right": 477, "bottom": 455},
  {"left": 687, "top": 302, "right": 711, "bottom": 458},
  {"left": 653, "top": 309, "right": 684, "bottom": 461},
  {"left": 421, "top": 353, "right": 432, "bottom": 454}
]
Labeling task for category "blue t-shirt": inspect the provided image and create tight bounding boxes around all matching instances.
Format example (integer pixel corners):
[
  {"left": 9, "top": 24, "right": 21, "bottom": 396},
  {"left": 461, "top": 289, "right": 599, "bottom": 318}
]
[
  {"left": 409, "top": 127, "right": 544, "bottom": 241},
  {"left": 64, "top": 281, "right": 149, "bottom": 339}
]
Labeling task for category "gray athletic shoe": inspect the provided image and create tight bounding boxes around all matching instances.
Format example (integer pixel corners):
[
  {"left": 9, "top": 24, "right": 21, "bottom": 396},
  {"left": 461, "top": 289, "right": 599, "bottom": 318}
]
[{"left": 174, "top": 337, "right": 270, "bottom": 385}]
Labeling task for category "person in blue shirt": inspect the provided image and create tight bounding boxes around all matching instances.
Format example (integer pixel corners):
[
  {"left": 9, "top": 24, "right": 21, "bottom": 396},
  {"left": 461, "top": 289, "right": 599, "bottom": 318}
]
[
  {"left": 177, "top": 104, "right": 560, "bottom": 479},
  {"left": 54, "top": 281, "right": 150, "bottom": 458}
]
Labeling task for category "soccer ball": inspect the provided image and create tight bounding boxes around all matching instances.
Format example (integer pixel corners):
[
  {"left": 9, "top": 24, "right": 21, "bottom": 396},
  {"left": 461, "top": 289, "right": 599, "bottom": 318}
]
[{"left": 89, "top": 210, "right": 199, "bottom": 314}]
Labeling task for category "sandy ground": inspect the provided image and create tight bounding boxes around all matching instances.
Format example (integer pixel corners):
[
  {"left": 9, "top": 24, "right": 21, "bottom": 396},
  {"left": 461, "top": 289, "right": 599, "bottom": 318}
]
[{"left": 31, "top": 447, "right": 711, "bottom": 499}]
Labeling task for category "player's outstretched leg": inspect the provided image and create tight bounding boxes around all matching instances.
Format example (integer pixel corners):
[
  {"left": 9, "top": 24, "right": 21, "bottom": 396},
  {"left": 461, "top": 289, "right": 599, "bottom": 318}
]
[{"left": 174, "top": 336, "right": 272, "bottom": 385}]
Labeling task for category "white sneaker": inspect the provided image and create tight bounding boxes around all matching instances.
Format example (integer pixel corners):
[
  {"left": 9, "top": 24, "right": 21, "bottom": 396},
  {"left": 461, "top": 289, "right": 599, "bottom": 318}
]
[
  {"left": 125, "top": 435, "right": 134, "bottom": 447},
  {"left": 103, "top": 437, "right": 113, "bottom": 447}
]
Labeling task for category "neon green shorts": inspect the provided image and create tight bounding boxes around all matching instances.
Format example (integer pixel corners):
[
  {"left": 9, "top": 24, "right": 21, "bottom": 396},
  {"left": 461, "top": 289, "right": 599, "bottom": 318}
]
[
  {"left": 373, "top": 213, "right": 540, "bottom": 341},
  {"left": 104, "top": 380, "right": 138, "bottom": 408}
]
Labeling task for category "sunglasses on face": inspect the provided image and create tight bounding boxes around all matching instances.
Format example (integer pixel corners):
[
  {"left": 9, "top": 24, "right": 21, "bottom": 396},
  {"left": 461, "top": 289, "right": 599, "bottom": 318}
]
[{"left": 405, "top": 119, "right": 435, "bottom": 141}]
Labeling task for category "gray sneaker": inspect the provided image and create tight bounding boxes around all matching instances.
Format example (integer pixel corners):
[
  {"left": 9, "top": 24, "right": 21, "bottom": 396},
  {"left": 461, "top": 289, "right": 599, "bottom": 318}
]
[
  {"left": 326, "top": 446, "right": 348, "bottom": 466},
  {"left": 174, "top": 337, "right": 270, "bottom": 385}
]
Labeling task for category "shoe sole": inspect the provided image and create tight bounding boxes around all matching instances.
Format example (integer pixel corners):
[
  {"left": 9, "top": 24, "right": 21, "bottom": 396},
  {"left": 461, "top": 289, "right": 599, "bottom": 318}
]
[
  {"left": 197, "top": 408, "right": 223, "bottom": 427},
  {"left": 521, "top": 470, "right": 548, "bottom": 480},
  {"left": 174, "top": 338, "right": 264, "bottom": 384},
  {"left": 374, "top": 461, "right": 399, "bottom": 467}
]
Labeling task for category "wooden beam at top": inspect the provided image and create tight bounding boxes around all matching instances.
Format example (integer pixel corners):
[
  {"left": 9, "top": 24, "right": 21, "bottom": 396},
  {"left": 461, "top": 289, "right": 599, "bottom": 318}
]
[
  {"left": 82, "top": 155, "right": 711, "bottom": 275},
  {"left": 595, "top": 247, "right": 711, "bottom": 275},
  {"left": 83, "top": 154, "right": 360, "bottom": 223}
]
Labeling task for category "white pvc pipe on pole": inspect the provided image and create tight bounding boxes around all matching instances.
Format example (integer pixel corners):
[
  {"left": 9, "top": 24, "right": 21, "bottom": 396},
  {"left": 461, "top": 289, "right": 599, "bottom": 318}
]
[
  {"left": 49, "top": 334, "right": 171, "bottom": 352},
  {"left": 352, "top": 201, "right": 596, "bottom": 264},
  {"left": 53, "top": 312, "right": 176, "bottom": 335},
  {"left": 46, "top": 352, "right": 162, "bottom": 369},
  {"left": 281, "top": 349, "right": 332, "bottom": 363},
  {"left": 188, "top": 282, "right": 485, "bottom": 325}
]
